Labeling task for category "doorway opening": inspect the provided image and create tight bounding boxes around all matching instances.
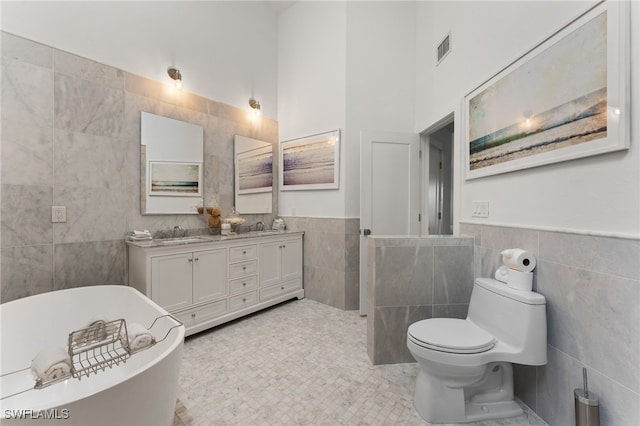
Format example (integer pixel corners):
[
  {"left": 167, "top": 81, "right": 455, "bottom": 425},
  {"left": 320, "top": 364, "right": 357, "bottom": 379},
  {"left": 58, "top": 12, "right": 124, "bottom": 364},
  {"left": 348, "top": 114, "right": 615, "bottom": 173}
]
[{"left": 421, "top": 116, "right": 454, "bottom": 235}]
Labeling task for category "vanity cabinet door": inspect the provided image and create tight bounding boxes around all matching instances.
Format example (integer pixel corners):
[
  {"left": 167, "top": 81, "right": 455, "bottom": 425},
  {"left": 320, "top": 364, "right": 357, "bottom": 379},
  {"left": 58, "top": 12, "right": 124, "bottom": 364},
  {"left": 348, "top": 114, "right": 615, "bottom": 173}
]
[
  {"left": 193, "top": 248, "right": 228, "bottom": 304},
  {"left": 260, "top": 241, "right": 282, "bottom": 288},
  {"left": 280, "top": 238, "right": 302, "bottom": 282},
  {"left": 151, "top": 253, "right": 193, "bottom": 312},
  {"left": 259, "top": 237, "right": 302, "bottom": 287}
]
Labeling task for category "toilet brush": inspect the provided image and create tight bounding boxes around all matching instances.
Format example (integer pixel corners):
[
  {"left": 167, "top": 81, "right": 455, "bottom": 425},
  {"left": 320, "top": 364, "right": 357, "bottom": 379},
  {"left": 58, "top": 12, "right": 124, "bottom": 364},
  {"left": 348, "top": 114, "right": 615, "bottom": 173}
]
[{"left": 574, "top": 367, "right": 600, "bottom": 426}]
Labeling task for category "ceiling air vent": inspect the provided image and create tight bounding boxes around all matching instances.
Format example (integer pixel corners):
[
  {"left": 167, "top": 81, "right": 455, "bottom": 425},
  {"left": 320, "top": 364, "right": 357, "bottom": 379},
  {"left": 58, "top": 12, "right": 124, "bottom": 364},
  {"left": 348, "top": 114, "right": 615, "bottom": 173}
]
[{"left": 436, "top": 33, "right": 451, "bottom": 66}]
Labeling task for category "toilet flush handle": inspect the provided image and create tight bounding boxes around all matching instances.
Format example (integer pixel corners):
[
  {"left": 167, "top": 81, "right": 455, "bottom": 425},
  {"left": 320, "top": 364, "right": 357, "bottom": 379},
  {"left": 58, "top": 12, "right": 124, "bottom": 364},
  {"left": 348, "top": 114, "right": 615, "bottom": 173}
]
[{"left": 362, "top": 229, "right": 372, "bottom": 236}]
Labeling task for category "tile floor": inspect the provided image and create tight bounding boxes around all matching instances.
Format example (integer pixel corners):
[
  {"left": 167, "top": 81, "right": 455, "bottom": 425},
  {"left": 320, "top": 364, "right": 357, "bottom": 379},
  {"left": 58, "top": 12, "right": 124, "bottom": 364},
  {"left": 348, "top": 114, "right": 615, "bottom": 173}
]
[{"left": 173, "top": 298, "right": 547, "bottom": 426}]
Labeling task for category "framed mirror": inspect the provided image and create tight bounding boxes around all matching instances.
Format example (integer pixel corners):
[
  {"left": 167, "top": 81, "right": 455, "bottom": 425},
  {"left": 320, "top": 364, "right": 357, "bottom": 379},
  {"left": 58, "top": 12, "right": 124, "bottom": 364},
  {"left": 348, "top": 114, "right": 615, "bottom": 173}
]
[
  {"left": 234, "top": 135, "right": 273, "bottom": 214},
  {"left": 141, "top": 112, "right": 204, "bottom": 214}
]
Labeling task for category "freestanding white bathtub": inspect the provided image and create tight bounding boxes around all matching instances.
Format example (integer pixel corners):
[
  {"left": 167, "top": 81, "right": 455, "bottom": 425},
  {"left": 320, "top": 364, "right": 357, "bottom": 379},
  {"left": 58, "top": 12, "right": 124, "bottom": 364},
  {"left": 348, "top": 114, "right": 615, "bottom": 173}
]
[{"left": 0, "top": 285, "right": 184, "bottom": 426}]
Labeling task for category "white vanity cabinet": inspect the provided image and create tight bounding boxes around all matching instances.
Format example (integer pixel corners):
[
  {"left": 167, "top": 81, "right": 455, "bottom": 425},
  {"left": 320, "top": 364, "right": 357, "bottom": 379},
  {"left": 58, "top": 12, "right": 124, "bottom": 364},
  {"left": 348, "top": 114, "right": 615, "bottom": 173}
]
[
  {"left": 127, "top": 232, "right": 304, "bottom": 336},
  {"left": 227, "top": 244, "right": 259, "bottom": 313},
  {"left": 149, "top": 252, "right": 193, "bottom": 312},
  {"left": 259, "top": 237, "right": 302, "bottom": 301},
  {"left": 150, "top": 248, "right": 227, "bottom": 312}
]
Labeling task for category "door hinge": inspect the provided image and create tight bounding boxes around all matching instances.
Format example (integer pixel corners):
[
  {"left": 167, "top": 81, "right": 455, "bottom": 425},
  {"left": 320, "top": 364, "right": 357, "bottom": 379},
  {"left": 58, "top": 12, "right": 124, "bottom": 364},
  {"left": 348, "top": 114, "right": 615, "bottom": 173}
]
[
  {"left": 418, "top": 213, "right": 422, "bottom": 222},
  {"left": 438, "top": 212, "right": 442, "bottom": 219},
  {"left": 439, "top": 161, "right": 443, "bottom": 169},
  {"left": 419, "top": 150, "right": 422, "bottom": 159}
]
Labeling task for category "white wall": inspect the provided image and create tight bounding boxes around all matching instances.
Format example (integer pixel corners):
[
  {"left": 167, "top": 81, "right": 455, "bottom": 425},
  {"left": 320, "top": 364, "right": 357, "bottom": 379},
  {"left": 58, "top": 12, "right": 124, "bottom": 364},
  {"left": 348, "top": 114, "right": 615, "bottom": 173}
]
[
  {"left": 277, "top": 1, "right": 416, "bottom": 218},
  {"left": 0, "top": 1, "right": 279, "bottom": 118},
  {"left": 277, "top": 1, "right": 348, "bottom": 217},
  {"left": 416, "top": 1, "right": 640, "bottom": 237},
  {"left": 345, "top": 1, "right": 416, "bottom": 217}
]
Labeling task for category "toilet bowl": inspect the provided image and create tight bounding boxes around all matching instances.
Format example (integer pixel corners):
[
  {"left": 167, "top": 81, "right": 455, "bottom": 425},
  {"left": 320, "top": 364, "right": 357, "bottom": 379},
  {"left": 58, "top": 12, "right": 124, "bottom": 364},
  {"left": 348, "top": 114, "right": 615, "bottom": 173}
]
[{"left": 407, "top": 278, "right": 547, "bottom": 423}]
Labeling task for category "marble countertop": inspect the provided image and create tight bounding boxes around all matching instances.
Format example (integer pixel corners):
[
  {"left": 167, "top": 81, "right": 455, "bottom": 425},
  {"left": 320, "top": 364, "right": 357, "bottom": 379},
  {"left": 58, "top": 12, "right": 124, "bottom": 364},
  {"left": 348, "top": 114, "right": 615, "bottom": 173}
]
[{"left": 125, "top": 230, "right": 304, "bottom": 248}]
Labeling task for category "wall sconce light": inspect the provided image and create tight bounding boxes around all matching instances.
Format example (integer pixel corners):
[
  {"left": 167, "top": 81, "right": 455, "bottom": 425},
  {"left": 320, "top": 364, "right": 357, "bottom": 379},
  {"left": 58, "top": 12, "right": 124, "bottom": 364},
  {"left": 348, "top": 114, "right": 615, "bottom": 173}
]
[
  {"left": 249, "top": 97, "right": 261, "bottom": 116},
  {"left": 167, "top": 67, "right": 183, "bottom": 90}
]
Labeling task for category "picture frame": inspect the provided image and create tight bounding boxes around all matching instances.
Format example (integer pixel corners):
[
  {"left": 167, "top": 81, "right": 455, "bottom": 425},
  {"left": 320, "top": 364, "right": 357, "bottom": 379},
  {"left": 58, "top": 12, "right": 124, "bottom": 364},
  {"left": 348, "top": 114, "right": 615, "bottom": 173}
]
[
  {"left": 148, "top": 161, "right": 202, "bottom": 197},
  {"left": 236, "top": 145, "right": 273, "bottom": 194},
  {"left": 280, "top": 130, "right": 340, "bottom": 191},
  {"left": 464, "top": 0, "right": 630, "bottom": 180}
]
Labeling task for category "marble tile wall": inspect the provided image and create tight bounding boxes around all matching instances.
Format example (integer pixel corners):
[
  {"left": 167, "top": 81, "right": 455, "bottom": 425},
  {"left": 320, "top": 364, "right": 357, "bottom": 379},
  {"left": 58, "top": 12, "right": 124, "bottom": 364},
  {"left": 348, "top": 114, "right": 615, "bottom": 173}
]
[
  {"left": 366, "top": 236, "right": 474, "bottom": 364},
  {"left": 283, "top": 217, "right": 360, "bottom": 310},
  {"left": 1, "top": 32, "right": 279, "bottom": 302},
  {"left": 460, "top": 223, "right": 640, "bottom": 426}
]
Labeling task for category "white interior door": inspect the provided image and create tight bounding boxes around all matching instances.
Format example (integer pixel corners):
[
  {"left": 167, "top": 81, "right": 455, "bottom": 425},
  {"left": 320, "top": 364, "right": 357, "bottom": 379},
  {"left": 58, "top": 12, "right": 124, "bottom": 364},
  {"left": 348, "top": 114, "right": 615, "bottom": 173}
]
[{"left": 359, "top": 131, "right": 420, "bottom": 315}]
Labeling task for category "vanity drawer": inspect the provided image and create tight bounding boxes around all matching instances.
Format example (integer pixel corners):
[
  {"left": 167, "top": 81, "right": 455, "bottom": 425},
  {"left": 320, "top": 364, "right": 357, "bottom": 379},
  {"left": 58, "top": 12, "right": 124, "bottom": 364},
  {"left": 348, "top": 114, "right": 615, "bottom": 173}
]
[
  {"left": 229, "top": 275, "right": 258, "bottom": 295},
  {"left": 260, "top": 279, "right": 302, "bottom": 301},
  {"left": 229, "top": 290, "right": 258, "bottom": 312},
  {"left": 229, "top": 244, "right": 257, "bottom": 262},
  {"left": 229, "top": 259, "right": 257, "bottom": 278},
  {"left": 174, "top": 299, "right": 227, "bottom": 326}
]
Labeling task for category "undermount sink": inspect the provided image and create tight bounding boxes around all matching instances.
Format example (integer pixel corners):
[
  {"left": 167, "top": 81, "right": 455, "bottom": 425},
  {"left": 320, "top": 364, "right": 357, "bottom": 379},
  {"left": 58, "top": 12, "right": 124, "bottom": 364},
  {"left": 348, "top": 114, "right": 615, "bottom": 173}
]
[{"left": 158, "top": 236, "right": 210, "bottom": 244}]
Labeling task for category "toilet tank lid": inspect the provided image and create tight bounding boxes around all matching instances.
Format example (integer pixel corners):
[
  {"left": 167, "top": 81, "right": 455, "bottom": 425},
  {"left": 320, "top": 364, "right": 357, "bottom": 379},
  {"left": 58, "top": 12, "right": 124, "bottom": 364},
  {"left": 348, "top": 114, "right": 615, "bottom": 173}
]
[{"left": 475, "top": 278, "right": 546, "bottom": 305}]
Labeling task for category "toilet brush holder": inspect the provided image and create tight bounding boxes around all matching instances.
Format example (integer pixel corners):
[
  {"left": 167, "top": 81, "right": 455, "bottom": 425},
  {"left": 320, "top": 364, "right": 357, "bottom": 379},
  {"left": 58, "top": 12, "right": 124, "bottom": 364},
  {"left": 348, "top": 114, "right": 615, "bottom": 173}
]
[{"left": 574, "top": 368, "right": 599, "bottom": 426}]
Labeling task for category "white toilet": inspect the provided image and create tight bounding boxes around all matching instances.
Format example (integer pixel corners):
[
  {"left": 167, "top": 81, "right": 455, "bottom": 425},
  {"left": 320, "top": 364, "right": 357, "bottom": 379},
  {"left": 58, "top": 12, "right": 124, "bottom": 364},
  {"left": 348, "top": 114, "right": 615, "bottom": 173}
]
[{"left": 406, "top": 277, "right": 547, "bottom": 423}]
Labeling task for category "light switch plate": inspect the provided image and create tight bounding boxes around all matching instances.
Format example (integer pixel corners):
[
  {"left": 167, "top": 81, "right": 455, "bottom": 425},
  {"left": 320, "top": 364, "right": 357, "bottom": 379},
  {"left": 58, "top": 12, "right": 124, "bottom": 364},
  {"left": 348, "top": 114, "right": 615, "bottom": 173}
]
[
  {"left": 472, "top": 201, "right": 489, "bottom": 218},
  {"left": 52, "top": 206, "right": 67, "bottom": 223}
]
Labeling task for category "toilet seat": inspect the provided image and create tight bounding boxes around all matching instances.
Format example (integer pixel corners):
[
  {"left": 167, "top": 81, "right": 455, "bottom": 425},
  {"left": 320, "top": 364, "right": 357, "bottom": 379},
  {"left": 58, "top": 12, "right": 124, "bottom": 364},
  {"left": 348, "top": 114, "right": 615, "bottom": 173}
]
[{"left": 408, "top": 318, "right": 496, "bottom": 354}]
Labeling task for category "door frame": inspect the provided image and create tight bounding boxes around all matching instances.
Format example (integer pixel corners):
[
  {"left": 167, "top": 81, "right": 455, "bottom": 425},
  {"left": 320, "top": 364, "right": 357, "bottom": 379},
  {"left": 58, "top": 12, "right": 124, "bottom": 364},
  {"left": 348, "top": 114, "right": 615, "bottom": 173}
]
[{"left": 420, "top": 112, "right": 457, "bottom": 236}]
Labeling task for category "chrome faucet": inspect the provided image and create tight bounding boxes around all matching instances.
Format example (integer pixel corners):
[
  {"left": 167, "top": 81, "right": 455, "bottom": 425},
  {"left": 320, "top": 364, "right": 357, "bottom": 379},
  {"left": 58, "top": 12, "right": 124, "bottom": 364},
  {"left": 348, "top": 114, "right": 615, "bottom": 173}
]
[
  {"left": 172, "top": 225, "right": 185, "bottom": 238},
  {"left": 255, "top": 221, "right": 265, "bottom": 232}
]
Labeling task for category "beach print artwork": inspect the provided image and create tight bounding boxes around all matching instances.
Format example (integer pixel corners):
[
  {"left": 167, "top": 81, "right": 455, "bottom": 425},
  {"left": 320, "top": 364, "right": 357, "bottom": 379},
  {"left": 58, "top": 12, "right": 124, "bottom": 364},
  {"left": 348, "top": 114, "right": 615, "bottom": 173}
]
[
  {"left": 149, "top": 162, "right": 201, "bottom": 196},
  {"left": 237, "top": 146, "right": 273, "bottom": 194},
  {"left": 281, "top": 131, "right": 339, "bottom": 190},
  {"left": 468, "top": 11, "right": 607, "bottom": 175}
]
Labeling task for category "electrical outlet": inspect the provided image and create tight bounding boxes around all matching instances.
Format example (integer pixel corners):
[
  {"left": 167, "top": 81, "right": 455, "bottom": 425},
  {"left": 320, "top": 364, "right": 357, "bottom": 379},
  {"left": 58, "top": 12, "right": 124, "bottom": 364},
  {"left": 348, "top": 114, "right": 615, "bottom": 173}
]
[
  {"left": 472, "top": 201, "right": 489, "bottom": 218},
  {"left": 52, "top": 206, "right": 67, "bottom": 223}
]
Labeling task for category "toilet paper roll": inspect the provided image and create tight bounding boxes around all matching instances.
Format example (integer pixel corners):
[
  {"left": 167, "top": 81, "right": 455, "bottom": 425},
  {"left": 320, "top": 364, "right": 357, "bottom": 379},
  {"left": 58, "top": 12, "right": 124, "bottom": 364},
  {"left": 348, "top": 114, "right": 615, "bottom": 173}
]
[
  {"left": 501, "top": 248, "right": 536, "bottom": 273},
  {"left": 507, "top": 269, "right": 533, "bottom": 291}
]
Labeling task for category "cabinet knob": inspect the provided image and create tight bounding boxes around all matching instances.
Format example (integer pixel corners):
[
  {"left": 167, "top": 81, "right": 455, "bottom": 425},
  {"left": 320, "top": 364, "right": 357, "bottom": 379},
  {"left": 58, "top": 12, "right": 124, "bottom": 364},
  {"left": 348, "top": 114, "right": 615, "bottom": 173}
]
[
  {"left": 194, "top": 257, "right": 199, "bottom": 261},
  {"left": 243, "top": 250, "right": 247, "bottom": 254},
  {"left": 282, "top": 245, "right": 286, "bottom": 248},
  {"left": 242, "top": 298, "right": 246, "bottom": 302},
  {"left": 188, "top": 259, "right": 193, "bottom": 263},
  {"left": 242, "top": 282, "right": 247, "bottom": 286},
  {"left": 191, "top": 313, "right": 196, "bottom": 318},
  {"left": 281, "top": 286, "right": 285, "bottom": 290},
  {"left": 242, "top": 266, "right": 246, "bottom": 270}
]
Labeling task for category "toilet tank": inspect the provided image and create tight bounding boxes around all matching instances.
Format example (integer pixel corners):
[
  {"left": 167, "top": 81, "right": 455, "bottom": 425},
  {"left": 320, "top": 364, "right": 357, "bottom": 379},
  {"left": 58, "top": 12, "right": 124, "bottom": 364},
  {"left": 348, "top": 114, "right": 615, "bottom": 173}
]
[{"left": 467, "top": 278, "right": 547, "bottom": 365}]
